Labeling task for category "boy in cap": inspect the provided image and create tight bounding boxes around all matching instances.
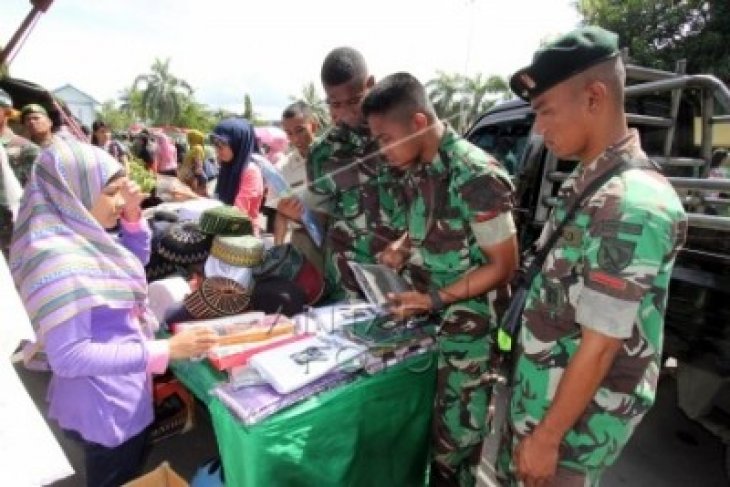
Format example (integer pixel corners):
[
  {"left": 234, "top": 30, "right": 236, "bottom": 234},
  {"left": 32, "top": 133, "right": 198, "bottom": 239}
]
[
  {"left": 503, "top": 26, "right": 687, "bottom": 486},
  {"left": 0, "top": 90, "right": 38, "bottom": 186},
  {"left": 22, "top": 103, "right": 56, "bottom": 148},
  {"left": 0, "top": 90, "right": 39, "bottom": 255}
]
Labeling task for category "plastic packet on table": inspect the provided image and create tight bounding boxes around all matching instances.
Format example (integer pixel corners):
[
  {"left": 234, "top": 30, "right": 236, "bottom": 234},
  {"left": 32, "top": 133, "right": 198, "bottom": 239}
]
[
  {"left": 229, "top": 365, "right": 268, "bottom": 390},
  {"left": 293, "top": 302, "right": 379, "bottom": 334}
]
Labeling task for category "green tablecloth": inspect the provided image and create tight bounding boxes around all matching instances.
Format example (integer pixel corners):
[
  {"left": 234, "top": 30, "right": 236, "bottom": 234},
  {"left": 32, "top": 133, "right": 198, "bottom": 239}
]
[{"left": 171, "top": 352, "right": 437, "bottom": 487}]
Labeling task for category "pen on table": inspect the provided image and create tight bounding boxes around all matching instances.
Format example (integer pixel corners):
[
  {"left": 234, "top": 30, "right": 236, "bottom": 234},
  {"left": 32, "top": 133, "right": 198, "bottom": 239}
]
[{"left": 266, "top": 305, "right": 284, "bottom": 335}]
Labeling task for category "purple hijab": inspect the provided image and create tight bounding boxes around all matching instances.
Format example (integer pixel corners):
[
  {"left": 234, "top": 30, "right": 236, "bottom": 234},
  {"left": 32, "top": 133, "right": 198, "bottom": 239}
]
[{"left": 10, "top": 137, "right": 149, "bottom": 357}]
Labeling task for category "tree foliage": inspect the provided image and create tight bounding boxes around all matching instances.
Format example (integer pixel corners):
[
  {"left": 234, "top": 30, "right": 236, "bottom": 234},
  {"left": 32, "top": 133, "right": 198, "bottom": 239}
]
[
  {"left": 425, "top": 72, "right": 511, "bottom": 133},
  {"left": 96, "top": 100, "right": 135, "bottom": 132},
  {"left": 132, "top": 58, "right": 193, "bottom": 125},
  {"left": 577, "top": 0, "right": 730, "bottom": 81}
]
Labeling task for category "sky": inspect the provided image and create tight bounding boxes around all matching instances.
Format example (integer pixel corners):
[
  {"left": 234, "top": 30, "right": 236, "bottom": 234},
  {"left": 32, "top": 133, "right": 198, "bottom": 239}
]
[{"left": 1, "top": 0, "right": 581, "bottom": 120}]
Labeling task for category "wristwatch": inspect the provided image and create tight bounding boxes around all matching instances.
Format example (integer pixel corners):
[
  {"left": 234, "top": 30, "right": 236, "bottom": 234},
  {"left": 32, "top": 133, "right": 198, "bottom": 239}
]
[{"left": 429, "top": 288, "right": 445, "bottom": 312}]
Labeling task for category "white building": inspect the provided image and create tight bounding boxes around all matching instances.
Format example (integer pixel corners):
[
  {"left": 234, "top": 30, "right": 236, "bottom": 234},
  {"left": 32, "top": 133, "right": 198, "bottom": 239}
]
[{"left": 52, "top": 84, "right": 100, "bottom": 128}]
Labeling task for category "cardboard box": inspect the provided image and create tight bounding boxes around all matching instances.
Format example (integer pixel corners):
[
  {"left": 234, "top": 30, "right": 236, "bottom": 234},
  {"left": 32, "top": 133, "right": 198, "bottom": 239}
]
[
  {"left": 123, "top": 462, "right": 188, "bottom": 487},
  {"left": 149, "top": 374, "right": 195, "bottom": 443}
]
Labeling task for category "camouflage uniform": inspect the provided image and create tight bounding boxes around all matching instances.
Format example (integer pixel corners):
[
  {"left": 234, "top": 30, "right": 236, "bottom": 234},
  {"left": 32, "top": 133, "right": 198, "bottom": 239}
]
[
  {"left": 1, "top": 130, "right": 38, "bottom": 186},
  {"left": 306, "top": 123, "right": 405, "bottom": 301},
  {"left": 500, "top": 130, "right": 688, "bottom": 485},
  {"left": 402, "top": 125, "right": 514, "bottom": 486},
  {"left": 0, "top": 130, "right": 39, "bottom": 254}
]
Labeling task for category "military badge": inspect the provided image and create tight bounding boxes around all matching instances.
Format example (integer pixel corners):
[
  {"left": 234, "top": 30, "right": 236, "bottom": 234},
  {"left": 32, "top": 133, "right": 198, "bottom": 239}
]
[
  {"left": 561, "top": 225, "right": 583, "bottom": 247},
  {"left": 597, "top": 238, "right": 635, "bottom": 274}
]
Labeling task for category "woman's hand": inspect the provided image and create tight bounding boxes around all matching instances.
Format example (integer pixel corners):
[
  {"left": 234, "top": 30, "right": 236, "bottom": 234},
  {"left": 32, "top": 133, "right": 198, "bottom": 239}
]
[
  {"left": 168, "top": 328, "right": 218, "bottom": 360},
  {"left": 171, "top": 183, "right": 200, "bottom": 202},
  {"left": 121, "top": 179, "right": 145, "bottom": 221}
]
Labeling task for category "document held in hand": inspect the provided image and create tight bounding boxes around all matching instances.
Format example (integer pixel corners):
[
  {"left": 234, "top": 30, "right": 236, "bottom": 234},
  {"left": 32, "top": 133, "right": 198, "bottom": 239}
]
[
  {"left": 252, "top": 155, "right": 324, "bottom": 247},
  {"left": 348, "top": 261, "right": 413, "bottom": 311}
]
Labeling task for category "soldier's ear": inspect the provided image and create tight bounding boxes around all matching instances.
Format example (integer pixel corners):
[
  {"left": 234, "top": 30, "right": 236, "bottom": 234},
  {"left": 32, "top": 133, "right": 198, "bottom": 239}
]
[
  {"left": 586, "top": 80, "right": 608, "bottom": 113},
  {"left": 412, "top": 112, "right": 429, "bottom": 131}
]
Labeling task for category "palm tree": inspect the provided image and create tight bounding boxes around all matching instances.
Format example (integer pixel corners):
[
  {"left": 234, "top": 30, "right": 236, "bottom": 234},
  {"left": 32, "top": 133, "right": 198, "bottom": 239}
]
[
  {"left": 289, "top": 82, "right": 330, "bottom": 128},
  {"left": 118, "top": 86, "right": 143, "bottom": 118},
  {"left": 133, "top": 58, "right": 193, "bottom": 125},
  {"left": 243, "top": 93, "right": 255, "bottom": 121},
  {"left": 462, "top": 74, "right": 511, "bottom": 129},
  {"left": 426, "top": 71, "right": 464, "bottom": 126},
  {"left": 426, "top": 72, "right": 513, "bottom": 133}
]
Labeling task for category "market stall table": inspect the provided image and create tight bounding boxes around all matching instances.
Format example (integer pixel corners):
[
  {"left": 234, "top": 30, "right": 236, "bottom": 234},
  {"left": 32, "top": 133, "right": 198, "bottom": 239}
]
[{"left": 170, "top": 350, "right": 437, "bottom": 486}]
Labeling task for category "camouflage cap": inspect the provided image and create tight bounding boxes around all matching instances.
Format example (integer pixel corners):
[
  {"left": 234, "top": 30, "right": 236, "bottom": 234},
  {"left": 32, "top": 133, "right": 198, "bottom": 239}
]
[
  {"left": 21, "top": 103, "right": 49, "bottom": 120},
  {"left": 509, "top": 26, "right": 620, "bottom": 101}
]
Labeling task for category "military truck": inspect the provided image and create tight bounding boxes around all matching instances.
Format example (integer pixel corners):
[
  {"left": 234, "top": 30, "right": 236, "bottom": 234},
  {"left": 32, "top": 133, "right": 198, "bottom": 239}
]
[{"left": 465, "top": 58, "right": 730, "bottom": 472}]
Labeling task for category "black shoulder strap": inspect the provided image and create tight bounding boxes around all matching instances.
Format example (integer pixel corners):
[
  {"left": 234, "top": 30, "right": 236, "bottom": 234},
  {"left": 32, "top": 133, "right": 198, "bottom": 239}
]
[{"left": 523, "top": 158, "right": 656, "bottom": 282}]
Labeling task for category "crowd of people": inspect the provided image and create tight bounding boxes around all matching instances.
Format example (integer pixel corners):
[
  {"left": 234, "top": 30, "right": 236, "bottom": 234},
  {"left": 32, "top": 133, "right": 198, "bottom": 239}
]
[{"left": 0, "top": 25, "right": 692, "bottom": 487}]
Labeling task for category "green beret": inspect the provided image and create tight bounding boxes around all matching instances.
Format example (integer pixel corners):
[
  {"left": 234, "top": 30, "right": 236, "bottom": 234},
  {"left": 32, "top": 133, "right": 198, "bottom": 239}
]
[
  {"left": 21, "top": 103, "right": 49, "bottom": 120},
  {"left": 510, "top": 26, "right": 619, "bottom": 101}
]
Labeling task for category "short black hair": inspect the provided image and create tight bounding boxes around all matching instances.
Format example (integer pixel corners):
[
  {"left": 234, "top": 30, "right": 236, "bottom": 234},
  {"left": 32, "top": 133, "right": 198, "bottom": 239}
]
[
  {"left": 361, "top": 72, "right": 434, "bottom": 120},
  {"left": 282, "top": 101, "right": 315, "bottom": 120},
  {"left": 321, "top": 47, "right": 368, "bottom": 87},
  {"left": 711, "top": 148, "right": 728, "bottom": 169},
  {"left": 92, "top": 120, "right": 108, "bottom": 132}
]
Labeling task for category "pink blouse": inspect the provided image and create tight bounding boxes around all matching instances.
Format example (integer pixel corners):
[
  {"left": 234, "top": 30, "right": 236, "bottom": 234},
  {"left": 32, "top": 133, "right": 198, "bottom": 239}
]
[{"left": 234, "top": 163, "right": 264, "bottom": 235}]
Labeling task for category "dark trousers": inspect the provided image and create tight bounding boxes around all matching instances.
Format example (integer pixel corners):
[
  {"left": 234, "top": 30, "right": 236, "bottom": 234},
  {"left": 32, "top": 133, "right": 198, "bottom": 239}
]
[
  {"left": 66, "top": 428, "right": 148, "bottom": 487},
  {"left": 261, "top": 206, "right": 277, "bottom": 233}
]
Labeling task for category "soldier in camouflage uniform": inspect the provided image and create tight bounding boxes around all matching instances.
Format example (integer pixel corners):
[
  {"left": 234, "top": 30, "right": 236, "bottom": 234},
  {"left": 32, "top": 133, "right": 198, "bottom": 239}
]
[
  {"left": 0, "top": 89, "right": 39, "bottom": 255},
  {"left": 500, "top": 27, "right": 688, "bottom": 486},
  {"left": 363, "top": 73, "right": 518, "bottom": 487},
  {"left": 278, "top": 47, "right": 405, "bottom": 301}
]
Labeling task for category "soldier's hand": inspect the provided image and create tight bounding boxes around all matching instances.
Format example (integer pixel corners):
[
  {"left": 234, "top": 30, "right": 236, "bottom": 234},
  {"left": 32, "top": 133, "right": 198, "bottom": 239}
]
[
  {"left": 277, "top": 197, "right": 304, "bottom": 221},
  {"left": 515, "top": 428, "right": 559, "bottom": 487},
  {"left": 377, "top": 244, "right": 410, "bottom": 272},
  {"left": 386, "top": 291, "right": 432, "bottom": 320}
]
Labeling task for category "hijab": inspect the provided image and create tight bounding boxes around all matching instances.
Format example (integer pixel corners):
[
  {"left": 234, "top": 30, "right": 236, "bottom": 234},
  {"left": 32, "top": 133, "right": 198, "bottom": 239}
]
[
  {"left": 254, "top": 126, "right": 288, "bottom": 164},
  {"left": 153, "top": 131, "right": 177, "bottom": 172},
  {"left": 213, "top": 118, "right": 258, "bottom": 205},
  {"left": 10, "top": 137, "right": 149, "bottom": 351},
  {"left": 187, "top": 130, "right": 205, "bottom": 147}
]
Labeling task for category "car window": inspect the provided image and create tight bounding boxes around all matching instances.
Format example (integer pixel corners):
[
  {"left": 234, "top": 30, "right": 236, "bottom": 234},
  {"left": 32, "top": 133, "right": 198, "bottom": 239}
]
[{"left": 468, "top": 121, "right": 532, "bottom": 175}]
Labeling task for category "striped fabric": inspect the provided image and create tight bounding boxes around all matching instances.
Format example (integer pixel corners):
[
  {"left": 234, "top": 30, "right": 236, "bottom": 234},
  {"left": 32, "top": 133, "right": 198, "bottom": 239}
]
[{"left": 10, "top": 137, "right": 149, "bottom": 350}]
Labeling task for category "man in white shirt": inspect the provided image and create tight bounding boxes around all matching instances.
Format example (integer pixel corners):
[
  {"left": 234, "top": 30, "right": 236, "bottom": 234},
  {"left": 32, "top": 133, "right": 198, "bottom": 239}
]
[{"left": 271, "top": 102, "right": 321, "bottom": 244}]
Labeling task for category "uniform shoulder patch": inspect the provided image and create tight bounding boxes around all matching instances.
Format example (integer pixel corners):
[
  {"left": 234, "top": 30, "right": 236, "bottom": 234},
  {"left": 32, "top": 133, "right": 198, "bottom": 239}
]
[
  {"left": 588, "top": 271, "right": 627, "bottom": 291},
  {"left": 597, "top": 237, "right": 636, "bottom": 274}
]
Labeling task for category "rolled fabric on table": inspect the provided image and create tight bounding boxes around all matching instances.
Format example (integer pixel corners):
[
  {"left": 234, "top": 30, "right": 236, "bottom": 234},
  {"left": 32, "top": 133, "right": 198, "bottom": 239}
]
[
  {"left": 204, "top": 257, "right": 253, "bottom": 288},
  {"left": 147, "top": 277, "right": 191, "bottom": 324}
]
